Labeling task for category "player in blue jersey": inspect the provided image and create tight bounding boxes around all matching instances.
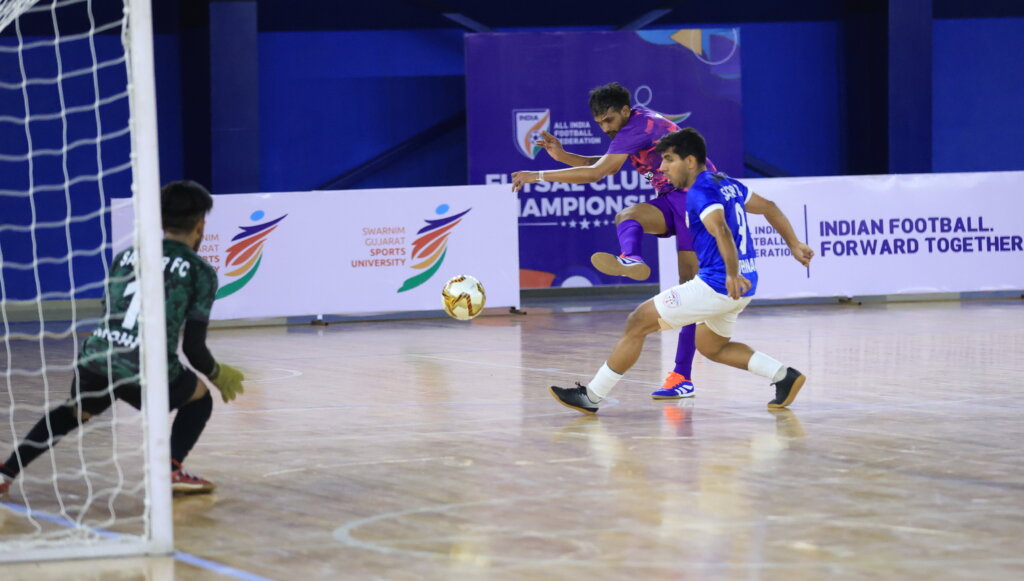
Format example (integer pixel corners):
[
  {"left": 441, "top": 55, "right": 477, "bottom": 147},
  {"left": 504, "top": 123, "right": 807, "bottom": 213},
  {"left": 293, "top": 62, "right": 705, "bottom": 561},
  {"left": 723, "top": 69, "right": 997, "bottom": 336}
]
[
  {"left": 548, "top": 128, "right": 815, "bottom": 414},
  {"left": 512, "top": 82, "right": 711, "bottom": 400}
]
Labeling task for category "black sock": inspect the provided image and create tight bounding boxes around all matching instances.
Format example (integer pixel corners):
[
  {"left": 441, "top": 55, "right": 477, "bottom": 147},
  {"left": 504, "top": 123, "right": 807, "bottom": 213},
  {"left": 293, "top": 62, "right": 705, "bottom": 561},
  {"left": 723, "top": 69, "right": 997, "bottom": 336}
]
[
  {"left": 170, "top": 391, "right": 213, "bottom": 470},
  {"left": 4, "top": 405, "right": 82, "bottom": 477}
]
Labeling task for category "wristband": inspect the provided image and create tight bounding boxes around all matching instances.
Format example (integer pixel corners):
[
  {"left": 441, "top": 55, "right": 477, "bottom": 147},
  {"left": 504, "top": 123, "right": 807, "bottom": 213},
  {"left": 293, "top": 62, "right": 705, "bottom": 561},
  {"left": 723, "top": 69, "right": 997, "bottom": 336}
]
[{"left": 537, "top": 171, "right": 545, "bottom": 182}]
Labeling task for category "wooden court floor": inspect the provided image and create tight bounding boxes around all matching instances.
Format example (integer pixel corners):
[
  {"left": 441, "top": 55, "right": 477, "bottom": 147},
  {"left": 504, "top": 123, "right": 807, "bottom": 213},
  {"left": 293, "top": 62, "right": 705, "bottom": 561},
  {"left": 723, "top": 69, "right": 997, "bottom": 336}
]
[{"left": 3, "top": 297, "right": 1023, "bottom": 580}]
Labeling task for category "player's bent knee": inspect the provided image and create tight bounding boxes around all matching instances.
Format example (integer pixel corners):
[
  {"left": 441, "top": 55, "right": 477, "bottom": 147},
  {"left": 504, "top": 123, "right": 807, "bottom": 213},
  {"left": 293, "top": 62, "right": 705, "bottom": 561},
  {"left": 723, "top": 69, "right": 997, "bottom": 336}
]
[
  {"left": 695, "top": 331, "right": 727, "bottom": 362},
  {"left": 615, "top": 203, "right": 651, "bottom": 225},
  {"left": 625, "top": 301, "right": 662, "bottom": 336},
  {"left": 704, "top": 348, "right": 723, "bottom": 363},
  {"left": 697, "top": 344, "right": 727, "bottom": 363},
  {"left": 614, "top": 207, "right": 634, "bottom": 225},
  {"left": 188, "top": 379, "right": 209, "bottom": 404},
  {"left": 67, "top": 403, "right": 92, "bottom": 423}
]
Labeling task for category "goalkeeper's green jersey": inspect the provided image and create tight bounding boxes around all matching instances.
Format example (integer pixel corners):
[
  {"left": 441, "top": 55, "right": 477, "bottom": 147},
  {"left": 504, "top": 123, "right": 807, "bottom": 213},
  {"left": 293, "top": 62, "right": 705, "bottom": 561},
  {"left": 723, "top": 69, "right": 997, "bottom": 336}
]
[{"left": 78, "top": 239, "right": 218, "bottom": 382}]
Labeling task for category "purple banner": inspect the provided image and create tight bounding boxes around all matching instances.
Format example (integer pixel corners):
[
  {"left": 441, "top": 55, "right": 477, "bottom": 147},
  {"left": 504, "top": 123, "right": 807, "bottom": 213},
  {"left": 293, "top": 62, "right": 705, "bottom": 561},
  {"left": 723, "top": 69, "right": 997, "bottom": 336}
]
[{"left": 466, "top": 29, "right": 743, "bottom": 288}]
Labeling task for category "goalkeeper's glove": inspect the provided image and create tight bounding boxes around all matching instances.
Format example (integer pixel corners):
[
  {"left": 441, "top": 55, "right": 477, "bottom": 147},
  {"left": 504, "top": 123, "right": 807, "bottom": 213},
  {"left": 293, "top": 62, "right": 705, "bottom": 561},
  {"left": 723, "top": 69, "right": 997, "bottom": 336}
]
[{"left": 210, "top": 363, "right": 245, "bottom": 403}]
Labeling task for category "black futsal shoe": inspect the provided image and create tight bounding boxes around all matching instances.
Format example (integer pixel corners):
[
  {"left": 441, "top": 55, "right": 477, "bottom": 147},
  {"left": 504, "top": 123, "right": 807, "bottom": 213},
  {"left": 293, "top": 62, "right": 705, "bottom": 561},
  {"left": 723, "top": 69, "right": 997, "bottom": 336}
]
[
  {"left": 768, "top": 368, "right": 806, "bottom": 409},
  {"left": 549, "top": 383, "right": 601, "bottom": 415}
]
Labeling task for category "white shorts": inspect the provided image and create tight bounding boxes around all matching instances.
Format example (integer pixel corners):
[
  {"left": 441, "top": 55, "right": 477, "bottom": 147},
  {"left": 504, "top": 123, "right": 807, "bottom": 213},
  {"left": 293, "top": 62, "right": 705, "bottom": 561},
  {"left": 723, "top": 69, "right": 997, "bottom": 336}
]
[{"left": 653, "top": 277, "right": 752, "bottom": 338}]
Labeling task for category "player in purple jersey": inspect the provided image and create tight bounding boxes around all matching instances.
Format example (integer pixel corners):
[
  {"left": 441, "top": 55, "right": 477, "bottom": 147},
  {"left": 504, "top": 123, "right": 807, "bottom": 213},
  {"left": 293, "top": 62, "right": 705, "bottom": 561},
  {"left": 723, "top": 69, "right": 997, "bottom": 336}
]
[
  {"left": 547, "top": 128, "right": 815, "bottom": 415},
  {"left": 512, "top": 82, "right": 712, "bottom": 400}
]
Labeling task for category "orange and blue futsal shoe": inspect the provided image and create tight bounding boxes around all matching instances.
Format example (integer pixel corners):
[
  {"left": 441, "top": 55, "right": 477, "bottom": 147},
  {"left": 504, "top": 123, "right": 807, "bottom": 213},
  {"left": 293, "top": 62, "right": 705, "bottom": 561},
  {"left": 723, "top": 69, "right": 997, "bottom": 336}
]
[{"left": 651, "top": 371, "right": 695, "bottom": 399}]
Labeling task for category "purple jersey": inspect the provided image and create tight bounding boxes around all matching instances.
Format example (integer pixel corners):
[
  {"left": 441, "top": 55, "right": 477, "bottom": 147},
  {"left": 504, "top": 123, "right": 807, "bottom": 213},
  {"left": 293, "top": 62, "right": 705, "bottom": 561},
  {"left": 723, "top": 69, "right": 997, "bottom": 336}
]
[
  {"left": 606, "top": 106, "right": 678, "bottom": 195},
  {"left": 606, "top": 106, "right": 718, "bottom": 195}
]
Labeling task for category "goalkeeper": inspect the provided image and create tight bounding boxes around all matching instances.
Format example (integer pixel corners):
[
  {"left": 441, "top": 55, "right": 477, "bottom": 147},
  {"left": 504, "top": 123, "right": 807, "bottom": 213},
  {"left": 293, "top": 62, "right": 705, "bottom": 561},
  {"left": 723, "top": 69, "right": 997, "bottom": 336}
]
[{"left": 1, "top": 180, "right": 244, "bottom": 498}]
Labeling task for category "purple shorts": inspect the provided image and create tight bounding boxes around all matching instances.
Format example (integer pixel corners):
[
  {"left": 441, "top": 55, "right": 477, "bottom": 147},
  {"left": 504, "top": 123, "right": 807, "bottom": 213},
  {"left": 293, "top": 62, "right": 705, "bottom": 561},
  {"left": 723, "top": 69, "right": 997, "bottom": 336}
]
[{"left": 646, "top": 189, "right": 693, "bottom": 252}]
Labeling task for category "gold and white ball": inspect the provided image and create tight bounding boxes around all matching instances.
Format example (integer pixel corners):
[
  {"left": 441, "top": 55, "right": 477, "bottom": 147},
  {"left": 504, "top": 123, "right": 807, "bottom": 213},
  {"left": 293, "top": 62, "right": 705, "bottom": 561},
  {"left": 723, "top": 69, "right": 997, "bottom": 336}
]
[{"left": 441, "top": 275, "right": 486, "bottom": 321}]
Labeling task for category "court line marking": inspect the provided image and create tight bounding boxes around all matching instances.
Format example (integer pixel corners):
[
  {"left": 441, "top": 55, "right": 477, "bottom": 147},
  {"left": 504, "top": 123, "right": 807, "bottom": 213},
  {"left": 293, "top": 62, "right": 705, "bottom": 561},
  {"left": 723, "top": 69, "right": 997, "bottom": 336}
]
[
  {"left": 215, "top": 402, "right": 593, "bottom": 415},
  {"left": 243, "top": 368, "right": 303, "bottom": 383},
  {"left": 172, "top": 551, "right": 276, "bottom": 581},
  {"left": 0, "top": 500, "right": 275, "bottom": 581},
  {"left": 407, "top": 354, "right": 1024, "bottom": 410},
  {"left": 332, "top": 493, "right": 1024, "bottom": 569},
  {"left": 262, "top": 455, "right": 463, "bottom": 478},
  {"left": 407, "top": 353, "right": 661, "bottom": 386}
]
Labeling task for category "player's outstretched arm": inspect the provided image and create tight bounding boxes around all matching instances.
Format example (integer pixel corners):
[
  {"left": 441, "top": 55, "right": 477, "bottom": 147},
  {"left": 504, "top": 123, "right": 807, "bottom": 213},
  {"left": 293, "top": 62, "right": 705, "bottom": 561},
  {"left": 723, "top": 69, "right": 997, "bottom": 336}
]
[
  {"left": 182, "top": 320, "right": 245, "bottom": 403},
  {"left": 702, "top": 209, "right": 751, "bottom": 300},
  {"left": 182, "top": 320, "right": 217, "bottom": 376},
  {"left": 745, "top": 193, "right": 814, "bottom": 267},
  {"left": 511, "top": 153, "right": 628, "bottom": 193},
  {"left": 534, "top": 130, "right": 603, "bottom": 167}
]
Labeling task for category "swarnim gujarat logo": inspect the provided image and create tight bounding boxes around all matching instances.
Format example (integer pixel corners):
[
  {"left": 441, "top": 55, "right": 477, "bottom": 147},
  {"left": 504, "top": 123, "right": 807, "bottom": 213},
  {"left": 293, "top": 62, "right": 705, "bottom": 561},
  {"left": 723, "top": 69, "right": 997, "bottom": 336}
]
[
  {"left": 513, "top": 109, "right": 550, "bottom": 159},
  {"left": 397, "top": 204, "right": 471, "bottom": 293},
  {"left": 216, "top": 210, "right": 287, "bottom": 299}
]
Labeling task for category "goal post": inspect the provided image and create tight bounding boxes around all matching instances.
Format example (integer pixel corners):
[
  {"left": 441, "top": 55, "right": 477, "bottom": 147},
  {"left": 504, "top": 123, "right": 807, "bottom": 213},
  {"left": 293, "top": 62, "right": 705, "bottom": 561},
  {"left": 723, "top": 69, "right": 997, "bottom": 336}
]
[
  {"left": 0, "top": 0, "right": 172, "bottom": 562},
  {"left": 128, "top": 0, "right": 173, "bottom": 558}
]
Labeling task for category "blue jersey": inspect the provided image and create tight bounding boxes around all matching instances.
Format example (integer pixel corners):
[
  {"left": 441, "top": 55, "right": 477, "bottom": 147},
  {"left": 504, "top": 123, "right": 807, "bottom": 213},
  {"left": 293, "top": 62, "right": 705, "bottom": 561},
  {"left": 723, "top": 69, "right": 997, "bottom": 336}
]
[{"left": 685, "top": 171, "right": 758, "bottom": 296}]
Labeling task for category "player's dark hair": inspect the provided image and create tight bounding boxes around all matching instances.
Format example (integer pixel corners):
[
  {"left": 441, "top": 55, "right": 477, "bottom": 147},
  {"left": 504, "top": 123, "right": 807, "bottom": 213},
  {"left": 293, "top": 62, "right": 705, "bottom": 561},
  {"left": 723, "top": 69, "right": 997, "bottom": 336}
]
[
  {"left": 161, "top": 180, "right": 213, "bottom": 233},
  {"left": 588, "top": 82, "right": 631, "bottom": 116},
  {"left": 655, "top": 128, "right": 707, "bottom": 165}
]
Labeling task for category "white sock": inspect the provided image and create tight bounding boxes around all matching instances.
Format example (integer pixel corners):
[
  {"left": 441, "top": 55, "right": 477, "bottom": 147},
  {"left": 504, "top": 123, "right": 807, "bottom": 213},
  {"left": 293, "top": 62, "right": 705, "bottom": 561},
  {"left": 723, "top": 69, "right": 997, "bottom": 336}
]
[
  {"left": 748, "top": 352, "right": 787, "bottom": 382},
  {"left": 587, "top": 362, "right": 623, "bottom": 400}
]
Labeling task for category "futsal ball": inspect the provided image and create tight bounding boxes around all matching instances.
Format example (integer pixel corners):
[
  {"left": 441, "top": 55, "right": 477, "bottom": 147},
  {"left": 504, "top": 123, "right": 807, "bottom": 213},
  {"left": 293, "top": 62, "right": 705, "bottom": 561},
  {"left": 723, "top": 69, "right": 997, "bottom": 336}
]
[{"left": 441, "top": 275, "right": 486, "bottom": 321}]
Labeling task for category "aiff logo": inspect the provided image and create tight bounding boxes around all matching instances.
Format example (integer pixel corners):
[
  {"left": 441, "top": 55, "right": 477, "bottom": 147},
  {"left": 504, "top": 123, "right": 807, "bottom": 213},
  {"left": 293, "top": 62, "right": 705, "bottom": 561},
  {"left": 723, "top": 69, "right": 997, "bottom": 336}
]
[
  {"left": 397, "top": 204, "right": 471, "bottom": 293},
  {"left": 513, "top": 109, "right": 550, "bottom": 159},
  {"left": 216, "top": 210, "right": 287, "bottom": 299}
]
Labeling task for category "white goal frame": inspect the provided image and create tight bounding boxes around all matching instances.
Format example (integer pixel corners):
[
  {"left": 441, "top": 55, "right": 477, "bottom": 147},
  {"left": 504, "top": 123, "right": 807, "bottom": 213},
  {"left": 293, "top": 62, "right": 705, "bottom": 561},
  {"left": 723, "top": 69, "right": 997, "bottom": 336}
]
[{"left": 0, "top": 0, "right": 173, "bottom": 562}]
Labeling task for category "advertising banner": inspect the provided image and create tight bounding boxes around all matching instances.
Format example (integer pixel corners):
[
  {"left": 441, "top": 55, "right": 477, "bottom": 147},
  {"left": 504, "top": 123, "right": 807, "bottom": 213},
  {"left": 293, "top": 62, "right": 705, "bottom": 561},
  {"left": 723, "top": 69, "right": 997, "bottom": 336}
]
[
  {"left": 658, "top": 172, "right": 1024, "bottom": 298},
  {"left": 114, "top": 185, "right": 520, "bottom": 319},
  {"left": 466, "top": 29, "right": 743, "bottom": 288}
]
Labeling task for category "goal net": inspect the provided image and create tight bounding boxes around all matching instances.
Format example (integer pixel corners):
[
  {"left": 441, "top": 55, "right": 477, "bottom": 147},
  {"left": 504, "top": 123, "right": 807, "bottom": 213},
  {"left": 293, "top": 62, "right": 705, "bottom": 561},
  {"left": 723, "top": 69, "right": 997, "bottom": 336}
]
[{"left": 0, "top": 0, "right": 171, "bottom": 562}]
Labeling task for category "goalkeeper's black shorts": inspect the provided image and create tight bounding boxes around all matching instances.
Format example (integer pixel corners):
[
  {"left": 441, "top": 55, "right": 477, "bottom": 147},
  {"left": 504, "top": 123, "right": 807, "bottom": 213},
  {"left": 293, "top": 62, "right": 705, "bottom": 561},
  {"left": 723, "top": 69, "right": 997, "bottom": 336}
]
[{"left": 71, "top": 365, "right": 199, "bottom": 416}]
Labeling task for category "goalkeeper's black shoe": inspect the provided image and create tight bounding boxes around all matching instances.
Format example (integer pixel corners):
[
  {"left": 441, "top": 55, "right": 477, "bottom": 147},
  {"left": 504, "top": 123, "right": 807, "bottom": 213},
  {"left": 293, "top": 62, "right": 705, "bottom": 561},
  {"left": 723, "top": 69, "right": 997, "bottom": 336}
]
[
  {"left": 768, "top": 368, "right": 806, "bottom": 409},
  {"left": 549, "top": 383, "right": 601, "bottom": 415}
]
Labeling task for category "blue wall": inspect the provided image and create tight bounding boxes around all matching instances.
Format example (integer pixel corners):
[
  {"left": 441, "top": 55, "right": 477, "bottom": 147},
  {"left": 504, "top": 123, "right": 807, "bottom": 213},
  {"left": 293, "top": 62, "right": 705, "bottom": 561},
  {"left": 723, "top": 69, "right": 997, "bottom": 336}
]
[
  {"left": 739, "top": 21, "right": 843, "bottom": 176},
  {"left": 258, "top": 30, "right": 465, "bottom": 192},
  {"left": 932, "top": 17, "right": 1024, "bottom": 172},
  {"left": 154, "top": 34, "right": 183, "bottom": 183},
  {"left": 253, "top": 23, "right": 847, "bottom": 189},
  {"left": 248, "top": 18, "right": 1024, "bottom": 188}
]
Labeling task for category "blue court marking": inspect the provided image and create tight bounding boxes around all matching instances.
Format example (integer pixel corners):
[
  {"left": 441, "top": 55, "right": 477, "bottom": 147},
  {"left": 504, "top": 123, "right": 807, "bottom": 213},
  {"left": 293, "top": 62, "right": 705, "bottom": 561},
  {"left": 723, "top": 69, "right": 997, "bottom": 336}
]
[
  {"left": 0, "top": 500, "right": 275, "bottom": 581},
  {"left": 0, "top": 501, "right": 120, "bottom": 539},
  {"left": 173, "top": 551, "right": 276, "bottom": 581}
]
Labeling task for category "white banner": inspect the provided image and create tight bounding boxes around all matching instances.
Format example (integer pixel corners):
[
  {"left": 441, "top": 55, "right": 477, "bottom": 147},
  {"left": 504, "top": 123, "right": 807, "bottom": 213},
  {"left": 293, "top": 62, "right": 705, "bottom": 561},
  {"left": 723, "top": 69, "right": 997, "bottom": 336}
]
[
  {"left": 116, "top": 185, "right": 520, "bottom": 319},
  {"left": 659, "top": 171, "right": 1024, "bottom": 299}
]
